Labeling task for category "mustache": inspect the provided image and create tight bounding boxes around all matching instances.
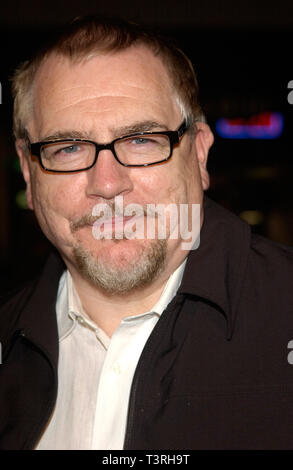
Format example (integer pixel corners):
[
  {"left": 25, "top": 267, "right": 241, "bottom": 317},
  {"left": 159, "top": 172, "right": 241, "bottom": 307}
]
[
  {"left": 70, "top": 214, "right": 103, "bottom": 233},
  {"left": 70, "top": 201, "right": 151, "bottom": 234}
]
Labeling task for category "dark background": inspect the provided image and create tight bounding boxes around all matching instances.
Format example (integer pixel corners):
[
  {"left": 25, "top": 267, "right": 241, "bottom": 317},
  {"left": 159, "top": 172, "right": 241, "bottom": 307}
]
[{"left": 0, "top": 0, "right": 292, "bottom": 293}]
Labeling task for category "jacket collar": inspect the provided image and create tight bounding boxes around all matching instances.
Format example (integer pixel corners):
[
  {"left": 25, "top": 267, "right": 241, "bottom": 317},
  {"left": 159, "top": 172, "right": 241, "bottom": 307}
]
[{"left": 178, "top": 196, "right": 251, "bottom": 339}]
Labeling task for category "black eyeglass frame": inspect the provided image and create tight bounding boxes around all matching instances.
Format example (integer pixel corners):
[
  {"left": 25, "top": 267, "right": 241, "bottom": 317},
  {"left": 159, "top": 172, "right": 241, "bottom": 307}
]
[{"left": 29, "top": 120, "right": 190, "bottom": 173}]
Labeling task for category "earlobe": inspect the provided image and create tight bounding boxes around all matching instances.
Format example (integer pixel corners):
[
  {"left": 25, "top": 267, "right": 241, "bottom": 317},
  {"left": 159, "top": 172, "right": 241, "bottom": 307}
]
[
  {"left": 15, "top": 139, "right": 34, "bottom": 210},
  {"left": 194, "top": 121, "right": 214, "bottom": 191}
]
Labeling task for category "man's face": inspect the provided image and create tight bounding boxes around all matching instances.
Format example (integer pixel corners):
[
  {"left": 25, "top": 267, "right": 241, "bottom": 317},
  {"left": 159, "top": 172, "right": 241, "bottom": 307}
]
[{"left": 18, "top": 45, "right": 213, "bottom": 292}]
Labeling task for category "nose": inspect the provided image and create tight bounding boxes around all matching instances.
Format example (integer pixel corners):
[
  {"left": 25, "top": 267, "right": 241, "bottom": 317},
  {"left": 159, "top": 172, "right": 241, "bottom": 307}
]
[{"left": 85, "top": 148, "right": 133, "bottom": 200}]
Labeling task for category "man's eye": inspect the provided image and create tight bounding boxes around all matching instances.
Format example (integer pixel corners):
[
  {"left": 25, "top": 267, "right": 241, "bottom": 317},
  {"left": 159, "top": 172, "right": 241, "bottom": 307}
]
[
  {"left": 132, "top": 138, "right": 151, "bottom": 145},
  {"left": 131, "top": 137, "right": 160, "bottom": 147},
  {"left": 58, "top": 145, "right": 80, "bottom": 154}
]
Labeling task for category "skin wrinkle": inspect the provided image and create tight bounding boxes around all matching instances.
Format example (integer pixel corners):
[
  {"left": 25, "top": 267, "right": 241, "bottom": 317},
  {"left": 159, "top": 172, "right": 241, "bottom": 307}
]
[
  {"left": 40, "top": 93, "right": 148, "bottom": 115},
  {"left": 36, "top": 90, "right": 182, "bottom": 134},
  {"left": 40, "top": 95, "right": 174, "bottom": 121},
  {"left": 31, "top": 95, "right": 176, "bottom": 144}
]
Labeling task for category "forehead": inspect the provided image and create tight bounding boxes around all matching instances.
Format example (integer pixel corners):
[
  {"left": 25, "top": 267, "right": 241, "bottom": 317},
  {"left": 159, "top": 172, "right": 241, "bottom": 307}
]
[{"left": 30, "top": 45, "right": 180, "bottom": 138}]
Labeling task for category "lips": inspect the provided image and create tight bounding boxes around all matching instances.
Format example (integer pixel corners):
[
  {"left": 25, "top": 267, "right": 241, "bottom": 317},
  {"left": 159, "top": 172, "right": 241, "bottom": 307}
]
[{"left": 92, "top": 215, "right": 142, "bottom": 231}]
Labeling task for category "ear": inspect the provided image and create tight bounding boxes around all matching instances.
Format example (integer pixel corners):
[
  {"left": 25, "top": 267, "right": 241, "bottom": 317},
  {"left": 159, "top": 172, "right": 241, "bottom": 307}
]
[
  {"left": 193, "top": 121, "right": 214, "bottom": 191},
  {"left": 15, "top": 139, "right": 34, "bottom": 210}
]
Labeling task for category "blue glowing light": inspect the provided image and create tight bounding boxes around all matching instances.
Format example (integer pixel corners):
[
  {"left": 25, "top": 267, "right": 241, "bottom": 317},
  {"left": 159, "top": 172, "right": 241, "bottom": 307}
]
[{"left": 216, "top": 112, "right": 284, "bottom": 139}]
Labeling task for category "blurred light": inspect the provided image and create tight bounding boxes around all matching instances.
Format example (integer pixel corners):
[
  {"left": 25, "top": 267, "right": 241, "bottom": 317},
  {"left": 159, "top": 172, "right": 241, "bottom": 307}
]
[
  {"left": 240, "top": 210, "right": 264, "bottom": 225},
  {"left": 244, "top": 166, "right": 278, "bottom": 180},
  {"left": 15, "top": 190, "right": 28, "bottom": 209},
  {"left": 216, "top": 112, "right": 284, "bottom": 139}
]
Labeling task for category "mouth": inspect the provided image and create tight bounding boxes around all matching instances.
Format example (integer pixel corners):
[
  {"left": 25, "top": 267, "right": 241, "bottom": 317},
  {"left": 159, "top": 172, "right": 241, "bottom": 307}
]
[
  {"left": 78, "top": 214, "right": 146, "bottom": 239},
  {"left": 92, "top": 215, "right": 140, "bottom": 231}
]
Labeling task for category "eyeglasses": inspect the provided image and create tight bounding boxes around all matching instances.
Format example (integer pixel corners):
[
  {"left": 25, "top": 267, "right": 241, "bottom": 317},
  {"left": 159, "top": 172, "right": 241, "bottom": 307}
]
[{"left": 29, "top": 120, "right": 189, "bottom": 173}]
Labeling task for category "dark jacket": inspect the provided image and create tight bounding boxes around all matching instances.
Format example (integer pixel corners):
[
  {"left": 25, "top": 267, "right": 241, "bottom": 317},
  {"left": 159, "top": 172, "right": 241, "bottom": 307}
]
[{"left": 1, "top": 197, "right": 293, "bottom": 450}]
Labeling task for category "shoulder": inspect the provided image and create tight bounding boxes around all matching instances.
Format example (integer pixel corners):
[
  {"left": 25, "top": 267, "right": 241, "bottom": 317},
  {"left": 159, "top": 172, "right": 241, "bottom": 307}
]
[
  {"left": 0, "top": 279, "right": 36, "bottom": 343},
  {"left": 201, "top": 197, "right": 293, "bottom": 316},
  {"left": 0, "top": 250, "right": 66, "bottom": 344},
  {"left": 242, "top": 233, "right": 293, "bottom": 325},
  {"left": 205, "top": 196, "right": 293, "bottom": 273},
  {"left": 0, "top": 279, "right": 36, "bottom": 308},
  {"left": 235, "top": 232, "right": 293, "bottom": 340},
  {"left": 248, "top": 232, "right": 293, "bottom": 281}
]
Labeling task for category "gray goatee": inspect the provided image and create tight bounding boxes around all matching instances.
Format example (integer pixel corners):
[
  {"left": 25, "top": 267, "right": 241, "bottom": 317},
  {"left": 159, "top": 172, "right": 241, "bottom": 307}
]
[{"left": 72, "top": 239, "right": 167, "bottom": 294}]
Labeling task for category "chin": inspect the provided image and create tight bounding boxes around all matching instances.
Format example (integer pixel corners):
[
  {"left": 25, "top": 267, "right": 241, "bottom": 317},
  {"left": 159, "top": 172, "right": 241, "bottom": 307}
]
[{"left": 72, "top": 237, "right": 167, "bottom": 294}]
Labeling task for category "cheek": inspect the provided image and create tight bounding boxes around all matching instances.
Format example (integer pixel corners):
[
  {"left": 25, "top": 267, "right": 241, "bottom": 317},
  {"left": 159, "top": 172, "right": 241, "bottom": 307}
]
[
  {"left": 136, "top": 143, "right": 202, "bottom": 205},
  {"left": 132, "top": 166, "right": 187, "bottom": 205},
  {"left": 175, "top": 153, "right": 203, "bottom": 204},
  {"left": 30, "top": 172, "right": 85, "bottom": 246}
]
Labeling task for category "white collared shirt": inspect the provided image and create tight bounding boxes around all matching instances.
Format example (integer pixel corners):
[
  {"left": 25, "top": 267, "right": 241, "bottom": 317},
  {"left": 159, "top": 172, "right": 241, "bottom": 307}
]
[{"left": 36, "top": 260, "right": 186, "bottom": 450}]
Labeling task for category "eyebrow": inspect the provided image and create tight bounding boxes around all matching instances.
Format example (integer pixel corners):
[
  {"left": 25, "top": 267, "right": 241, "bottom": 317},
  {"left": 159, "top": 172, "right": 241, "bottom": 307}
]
[
  {"left": 39, "top": 121, "right": 169, "bottom": 143},
  {"left": 40, "top": 130, "right": 92, "bottom": 142},
  {"left": 111, "top": 121, "right": 169, "bottom": 138}
]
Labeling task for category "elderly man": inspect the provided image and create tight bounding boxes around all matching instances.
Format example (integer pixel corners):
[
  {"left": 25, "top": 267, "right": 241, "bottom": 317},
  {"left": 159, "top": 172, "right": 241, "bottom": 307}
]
[{"left": 1, "top": 16, "right": 293, "bottom": 450}]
